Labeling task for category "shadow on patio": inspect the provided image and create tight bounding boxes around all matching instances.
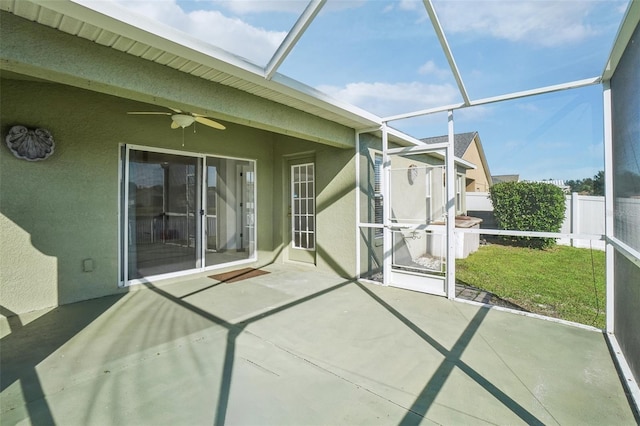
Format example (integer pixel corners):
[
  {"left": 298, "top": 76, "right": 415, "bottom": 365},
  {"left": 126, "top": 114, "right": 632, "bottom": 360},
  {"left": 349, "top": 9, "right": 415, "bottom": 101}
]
[{"left": 1, "top": 264, "right": 636, "bottom": 425}]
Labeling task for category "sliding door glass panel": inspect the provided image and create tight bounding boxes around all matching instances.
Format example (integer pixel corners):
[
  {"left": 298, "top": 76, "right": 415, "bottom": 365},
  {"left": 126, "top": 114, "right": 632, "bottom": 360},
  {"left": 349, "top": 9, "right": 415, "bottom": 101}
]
[
  {"left": 127, "top": 150, "right": 198, "bottom": 279},
  {"left": 204, "top": 157, "right": 256, "bottom": 267}
]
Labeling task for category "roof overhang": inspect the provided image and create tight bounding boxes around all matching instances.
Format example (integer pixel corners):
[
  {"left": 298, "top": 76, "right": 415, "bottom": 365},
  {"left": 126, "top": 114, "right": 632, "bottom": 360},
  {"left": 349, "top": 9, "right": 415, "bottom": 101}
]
[{"left": 1, "top": 0, "right": 395, "bottom": 147}]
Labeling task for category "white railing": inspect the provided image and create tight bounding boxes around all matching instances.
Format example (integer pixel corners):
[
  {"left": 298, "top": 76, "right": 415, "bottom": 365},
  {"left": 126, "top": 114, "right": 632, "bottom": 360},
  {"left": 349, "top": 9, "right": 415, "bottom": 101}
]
[{"left": 466, "top": 192, "right": 606, "bottom": 250}]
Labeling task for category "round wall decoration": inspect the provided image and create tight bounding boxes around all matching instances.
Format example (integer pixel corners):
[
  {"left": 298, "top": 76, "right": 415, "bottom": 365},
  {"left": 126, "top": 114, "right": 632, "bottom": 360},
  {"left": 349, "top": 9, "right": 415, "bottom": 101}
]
[
  {"left": 5, "top": 125, "right": 55, "bottom": 161},
  {"left": 407, "top": 164, "right": 418, "bottom": 185}
]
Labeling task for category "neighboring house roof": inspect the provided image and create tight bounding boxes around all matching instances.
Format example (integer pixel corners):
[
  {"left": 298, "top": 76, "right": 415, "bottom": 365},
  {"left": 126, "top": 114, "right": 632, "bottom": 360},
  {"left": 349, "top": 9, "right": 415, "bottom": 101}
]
[
  {"left": 420, "top": 132, "right": 478, "bottom": 159},
  {"left": 527, "top": 179, "right": 571, "bottom": 193},
  {"left": 492, "top": 174, "right": 520, "bottom": 184},
  {"left": 420, "top": 132, "right": 492, "bottom": 187}
]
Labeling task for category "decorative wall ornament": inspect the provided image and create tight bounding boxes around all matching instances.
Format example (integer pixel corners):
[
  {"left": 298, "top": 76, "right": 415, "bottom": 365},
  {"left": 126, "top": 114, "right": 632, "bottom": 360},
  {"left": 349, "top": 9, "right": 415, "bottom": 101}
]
[
  {"left": 5, "top": 125, "right": 55, "bottom": 161},
  {"left": 407, "top": 164, "right": 418, "bottom": 185}
]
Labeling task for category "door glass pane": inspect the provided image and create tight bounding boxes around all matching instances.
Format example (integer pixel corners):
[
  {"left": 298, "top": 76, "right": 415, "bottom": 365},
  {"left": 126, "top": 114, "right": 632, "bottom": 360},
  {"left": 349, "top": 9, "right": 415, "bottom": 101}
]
[
  {"left": 127, "top": 150, "right": 198, "bottom": 279},
  {"left": 206, "top": 164, "right": 218, "bottom": 253},
  {"left": 291, "top": 163, "right": 315, "bottom": 250},
  {"left": 204, "top": 157, "right": 256, "bottom": 267}
]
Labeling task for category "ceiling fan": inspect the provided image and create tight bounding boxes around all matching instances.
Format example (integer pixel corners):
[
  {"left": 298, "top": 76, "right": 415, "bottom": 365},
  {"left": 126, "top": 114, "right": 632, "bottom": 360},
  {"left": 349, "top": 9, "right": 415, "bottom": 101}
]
[{"left": 127, "top": 108, "right": 226, "bottom": 131}]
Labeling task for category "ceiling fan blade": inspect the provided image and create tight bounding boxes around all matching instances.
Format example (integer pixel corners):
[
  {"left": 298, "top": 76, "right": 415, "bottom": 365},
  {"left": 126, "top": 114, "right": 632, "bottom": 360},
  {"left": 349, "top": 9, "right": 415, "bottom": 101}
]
[
  {"left": 127, "top": 111, "right": 171, "bottom": 115},
  {"left": 170, "top": 120, "right": 181, "bottom": 129},
  {"left": 168, "top": 107, "right": 183, "bottom": 113},
  {"left": 194, "top": 116, "right": 226, "bottom": 130}
]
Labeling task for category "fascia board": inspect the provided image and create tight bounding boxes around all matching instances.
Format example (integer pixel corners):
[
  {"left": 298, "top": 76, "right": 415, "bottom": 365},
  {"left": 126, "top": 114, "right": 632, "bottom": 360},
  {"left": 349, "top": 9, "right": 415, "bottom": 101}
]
[
  {"left": 31, "top": 0, "right": 383, "bottom": 130},
  {"left": 455, "top": 157, "right": 476, "bottom": 170},
  {"left": 270, "top": 73, "right": 382, "bottom": 128},
  {"left": 385, "top": 127, "right": 430, "bottom": 147}
]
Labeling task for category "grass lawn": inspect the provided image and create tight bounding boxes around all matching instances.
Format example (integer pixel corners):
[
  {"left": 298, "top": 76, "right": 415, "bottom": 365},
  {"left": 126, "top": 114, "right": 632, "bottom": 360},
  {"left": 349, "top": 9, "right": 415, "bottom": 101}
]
[{"left": 456, "top": 243, "right": 606, "bottom": 329}]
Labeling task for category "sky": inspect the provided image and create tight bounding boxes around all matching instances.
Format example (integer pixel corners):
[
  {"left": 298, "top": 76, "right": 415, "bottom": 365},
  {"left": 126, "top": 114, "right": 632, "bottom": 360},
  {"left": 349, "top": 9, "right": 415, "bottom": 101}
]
[{"left": 110, "top": 0, "right": 630, "bottom": 181}]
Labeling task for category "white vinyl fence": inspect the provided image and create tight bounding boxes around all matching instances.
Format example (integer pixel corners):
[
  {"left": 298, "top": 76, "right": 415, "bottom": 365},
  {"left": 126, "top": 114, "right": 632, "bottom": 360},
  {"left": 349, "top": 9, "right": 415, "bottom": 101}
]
[{"left": 466, "top": 192, "right": 606, "bottom": 251}]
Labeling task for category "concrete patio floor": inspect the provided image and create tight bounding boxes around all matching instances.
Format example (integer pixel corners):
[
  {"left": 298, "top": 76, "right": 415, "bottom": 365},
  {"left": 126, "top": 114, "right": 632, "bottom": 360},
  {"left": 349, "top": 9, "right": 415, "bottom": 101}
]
[{"left": 1, "top": 264, "right": 637, "bottom": 425}]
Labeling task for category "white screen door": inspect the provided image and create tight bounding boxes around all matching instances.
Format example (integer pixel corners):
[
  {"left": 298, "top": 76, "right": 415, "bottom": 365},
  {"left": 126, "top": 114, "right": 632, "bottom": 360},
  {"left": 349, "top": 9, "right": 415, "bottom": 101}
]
[{"left": 386, "top": 151, "right": 447, "bottom": 296}]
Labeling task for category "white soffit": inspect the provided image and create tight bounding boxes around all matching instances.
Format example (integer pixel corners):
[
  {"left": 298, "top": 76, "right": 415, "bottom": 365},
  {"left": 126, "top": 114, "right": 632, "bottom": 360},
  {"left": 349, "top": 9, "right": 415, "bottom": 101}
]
[{"left": 2, "top": 0, "right": 382, "bottom": 131}]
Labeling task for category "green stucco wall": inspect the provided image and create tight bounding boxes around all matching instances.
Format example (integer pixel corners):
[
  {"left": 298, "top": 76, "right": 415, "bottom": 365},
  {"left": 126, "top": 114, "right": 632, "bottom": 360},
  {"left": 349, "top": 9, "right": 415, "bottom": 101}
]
[
  {"left": 0, "top": 11, "right": 356, "bottom": 149},
  {"left": 270, "top": 136, "right": 357, "bottom": 277},
  {"left": 1, "top": 77, "right": 357, "bottom": 316}
]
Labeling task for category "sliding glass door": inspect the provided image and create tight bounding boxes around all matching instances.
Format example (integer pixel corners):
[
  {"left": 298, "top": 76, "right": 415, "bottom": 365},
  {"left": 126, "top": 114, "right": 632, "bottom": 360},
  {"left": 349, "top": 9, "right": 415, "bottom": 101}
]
[
  {"left": 121, "top": 146, "right": 256, "bottom": 285},
  {"left": 204, "top": 157, "right": 256, "bottom": 267}
]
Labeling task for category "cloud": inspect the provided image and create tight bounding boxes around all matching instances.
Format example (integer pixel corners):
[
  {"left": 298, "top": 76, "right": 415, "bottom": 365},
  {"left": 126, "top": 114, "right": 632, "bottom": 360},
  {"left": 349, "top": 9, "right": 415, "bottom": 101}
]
[
  {"left": 186, "top": 10, "right": 286, "bottom": 62},
  {"left": 455, "top": 105, "right": 493, "bottom": 121},
  {"left": 418, "top": 60, "right": 451, "bottom": 79},
  {"left": 113, "top": 0, "right": 286, "bottom": 64},
  {"left": 587, "top": 142, "right": 605, "bottom": 158},
  {"left": 218, "top": 0, "right": 366, "bottom": 15},
  {"left": 398, "top": 0, "right": 421, "bottom": 11},
  {"left": 316, "top": 81, "right": 460, "bottom": 116},
  {"left": 433, "top": 1, "right": 598, "bottom": 47},
  {"left": 218, "top": 0, "right": 308, "bottom": 15}
]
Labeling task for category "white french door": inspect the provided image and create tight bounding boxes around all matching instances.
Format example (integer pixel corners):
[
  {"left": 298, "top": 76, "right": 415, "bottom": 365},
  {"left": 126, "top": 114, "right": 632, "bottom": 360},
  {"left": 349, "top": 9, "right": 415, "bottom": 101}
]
[{"left": 288, "top": 159, "right": 316, "bottom": 264}]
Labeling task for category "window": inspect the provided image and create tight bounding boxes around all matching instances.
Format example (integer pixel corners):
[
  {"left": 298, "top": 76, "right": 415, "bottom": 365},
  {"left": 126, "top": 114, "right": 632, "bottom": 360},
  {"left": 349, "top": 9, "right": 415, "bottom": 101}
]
[{"left": 455, "top": 173, "right": 465, "bottom": 215}]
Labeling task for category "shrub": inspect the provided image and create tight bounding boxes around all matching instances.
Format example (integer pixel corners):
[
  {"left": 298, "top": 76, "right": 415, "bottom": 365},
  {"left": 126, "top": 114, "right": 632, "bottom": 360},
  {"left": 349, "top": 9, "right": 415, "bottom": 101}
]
[{"left": 489, "top": 182, "right": 566, "bottom": 248}]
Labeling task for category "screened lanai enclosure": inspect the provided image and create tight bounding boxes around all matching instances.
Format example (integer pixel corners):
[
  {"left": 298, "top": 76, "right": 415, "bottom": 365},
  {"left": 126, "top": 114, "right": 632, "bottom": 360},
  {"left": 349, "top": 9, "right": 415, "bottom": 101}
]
[{"left": 1, "top": 0, "right": 639, "bottom": 420}]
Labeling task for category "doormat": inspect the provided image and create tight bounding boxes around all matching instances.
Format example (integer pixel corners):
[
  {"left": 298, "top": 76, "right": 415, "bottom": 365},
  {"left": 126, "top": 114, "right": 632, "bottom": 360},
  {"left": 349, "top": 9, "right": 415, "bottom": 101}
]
[{"left": 208, "top": 268, "right": 270, "bottom": 283}]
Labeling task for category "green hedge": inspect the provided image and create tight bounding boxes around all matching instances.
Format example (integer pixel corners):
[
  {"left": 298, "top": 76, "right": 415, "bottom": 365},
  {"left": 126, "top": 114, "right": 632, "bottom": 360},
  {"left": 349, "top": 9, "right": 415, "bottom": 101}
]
[{"left": 489, "top": 182, "right": 566, "bottom": 248}]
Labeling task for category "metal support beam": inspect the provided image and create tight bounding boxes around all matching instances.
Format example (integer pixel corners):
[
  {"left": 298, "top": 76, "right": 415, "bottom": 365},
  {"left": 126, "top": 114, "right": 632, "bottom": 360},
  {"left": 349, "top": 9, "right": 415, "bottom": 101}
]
[
  {"left": 422, "top": 0, "right": 470, "bottom": 105},
  {"left": 387, "top": 143, "right": 448, "bottom": 155},
  {"left": 602, "top": 81, "right": 615, "bottom": 334},
  {"left": 457, "top": 228, "right": 604, "bottom": 241},
  {"left": 383, "top": 102, "right": 465, "bottom": 123},
  {"left": 355, "top": 130, "right": 361, "bottom": 280},
  {"left": 470, "top": 77, "right": 601, "bottom": 107},
  {"left": 383, "top": 77, "right": 600, "bottom": 123},
  {"left": 382, "top": 124, "right": 392, "bottom": 286},
  {"left": 446, "top": 110, "right": 456, "bottom": 299},
  {"left": 265, "top": 0, "right": 326, "bottom": 80}
]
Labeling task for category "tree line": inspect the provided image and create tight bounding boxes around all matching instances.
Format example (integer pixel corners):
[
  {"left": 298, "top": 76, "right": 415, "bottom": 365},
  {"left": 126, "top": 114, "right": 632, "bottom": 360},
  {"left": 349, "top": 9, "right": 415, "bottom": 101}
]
[
  {"left": 565, "top": 170, "right": 640, "bottom": 197},
  {"left": 565, "top": 171, "right": 604, "bottom": 196}
]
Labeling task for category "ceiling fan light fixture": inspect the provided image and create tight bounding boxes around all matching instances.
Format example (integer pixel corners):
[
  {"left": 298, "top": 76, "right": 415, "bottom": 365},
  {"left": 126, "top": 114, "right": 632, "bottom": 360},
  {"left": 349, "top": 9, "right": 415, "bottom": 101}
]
[
  {"left": 127, "top": 109, "right": 224, "bottom": 132},
  {"left": 171, "top": 114, "right": 195, "bottom": 128}
]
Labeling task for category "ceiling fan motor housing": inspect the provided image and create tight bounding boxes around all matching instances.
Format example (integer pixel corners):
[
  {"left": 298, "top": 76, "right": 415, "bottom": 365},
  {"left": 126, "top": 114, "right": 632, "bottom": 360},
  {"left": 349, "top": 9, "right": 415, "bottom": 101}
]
[{"left": 171, "top": 114, "right": 195, "bottom": 128}]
